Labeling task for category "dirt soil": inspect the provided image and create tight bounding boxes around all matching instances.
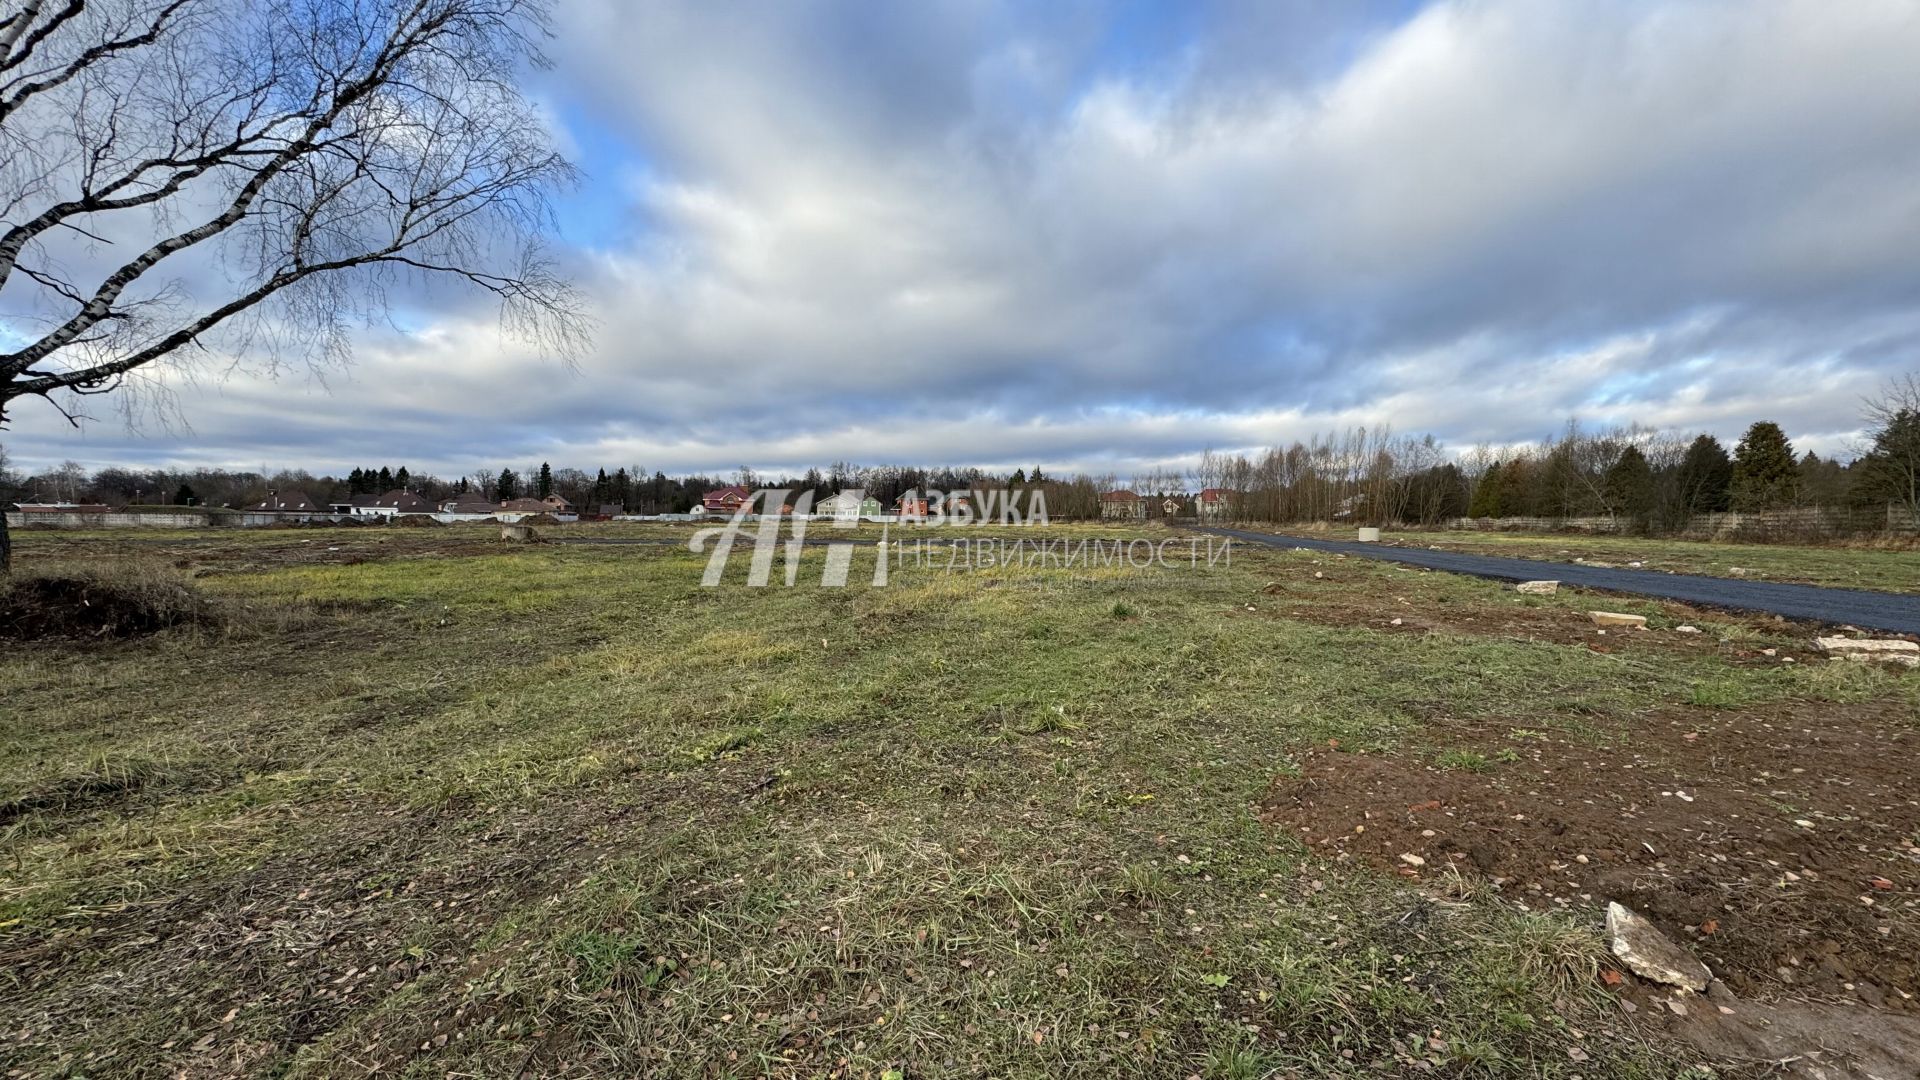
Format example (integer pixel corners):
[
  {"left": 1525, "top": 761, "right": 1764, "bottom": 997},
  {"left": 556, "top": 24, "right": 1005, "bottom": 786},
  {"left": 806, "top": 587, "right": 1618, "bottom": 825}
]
[
  {"left": 1261, "top": 700, "right": 1920, "bottom": 1012},
  {"left": 0, "top": 575, "right": 210, "bottom": 640},
  {"left": 1261, "top": 697, "right": 1920, "bottom": 1076}
]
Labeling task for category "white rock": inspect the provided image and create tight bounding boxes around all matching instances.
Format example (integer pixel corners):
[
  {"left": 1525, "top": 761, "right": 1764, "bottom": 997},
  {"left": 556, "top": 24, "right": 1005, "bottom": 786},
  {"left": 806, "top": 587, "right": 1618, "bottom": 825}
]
[
  {"left": 1516, "top": 580, "right": 1559, "bottom": 595},
  {"left": 1399, "top": 853, "right": 1426, "bottom": 868},
  {"left": 1606, "top": 902, "right": 1710, "bottom": 993},
  {"left": 1676, "top": 625, "right": 1700, "bottom": 633},
  {"left": 1589, "top": 611, "right": 1648, "bottom": 628},
  {"left": 1812, "top": 636, "right": 1920, "bottom": 668}
]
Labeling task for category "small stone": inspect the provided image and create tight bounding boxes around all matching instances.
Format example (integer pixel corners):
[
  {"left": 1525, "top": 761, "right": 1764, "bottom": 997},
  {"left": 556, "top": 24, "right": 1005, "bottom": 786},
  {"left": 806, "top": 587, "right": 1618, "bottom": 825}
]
[
  {"left": 1607, "top": 902, "right": 1711, "bottom": 993},
  {"left": 1589, "top": 611, "right": 1648, "bottom": 628},
  {"left": 1399, "top": 853, "right": 1426, "bottom": 868},
  {"left": 1516, "top": 580, "right": 1559, "bottom": 595},
  {"left": 1676, "top": 625, "right": 1700, "bottom": 634}
]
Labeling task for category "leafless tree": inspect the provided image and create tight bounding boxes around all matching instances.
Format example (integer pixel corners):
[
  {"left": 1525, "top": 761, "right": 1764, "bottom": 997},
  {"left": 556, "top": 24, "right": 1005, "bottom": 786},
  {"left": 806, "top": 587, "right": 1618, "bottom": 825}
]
[
  {"left": 1858, "top": 372, "right": 1920, "bottom": 525},
  {"left": 0, "top": 0, "right": 589, "bottom": 568}
]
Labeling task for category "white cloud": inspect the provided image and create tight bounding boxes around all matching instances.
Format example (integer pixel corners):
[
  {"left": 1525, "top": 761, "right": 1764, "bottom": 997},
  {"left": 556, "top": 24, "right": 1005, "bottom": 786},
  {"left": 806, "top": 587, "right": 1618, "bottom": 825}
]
[{"left": 9, "top": 0, "right": 1920, "bottom": 474}]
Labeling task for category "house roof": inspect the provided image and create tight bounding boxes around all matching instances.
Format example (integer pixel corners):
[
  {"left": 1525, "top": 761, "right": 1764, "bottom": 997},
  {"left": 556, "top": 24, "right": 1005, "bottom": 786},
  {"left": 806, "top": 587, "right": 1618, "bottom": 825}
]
[
  {"left": 371, "top": 489, "right": 434, "bottom": 512},
  {"left": 500, "top": 497, "right": 553, "bottom": 512},
  {"left": 15, "top": 501, "right": 113, "bottom": 513},
  {"left": 1198, "top": 488, "right": 1236, "bottom": 503},
  {"left": 441, "top": 494, "right": 496, "bottom": 513},
  {"left": 1100, "top": 489, "right": 1141, "bottom": 502},
  {"left": 702, "top": 485, "right": 751, "bottom": 507},
  {"left": 542, "top": 493, "right": 574, "bottom": 509},
  {"left": 246, "top": 490, "right": 320, "bottom": 513}
]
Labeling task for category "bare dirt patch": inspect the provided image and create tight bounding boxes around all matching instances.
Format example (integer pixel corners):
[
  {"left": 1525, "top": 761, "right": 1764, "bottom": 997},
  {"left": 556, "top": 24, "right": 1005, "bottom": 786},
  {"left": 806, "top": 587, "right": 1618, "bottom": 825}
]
[
  {"left": 1261, "top": 699, "right": 1920, "bottom": 1013},
  {"left": 0, "top": 573, "right": 212, "bottom": 641}
]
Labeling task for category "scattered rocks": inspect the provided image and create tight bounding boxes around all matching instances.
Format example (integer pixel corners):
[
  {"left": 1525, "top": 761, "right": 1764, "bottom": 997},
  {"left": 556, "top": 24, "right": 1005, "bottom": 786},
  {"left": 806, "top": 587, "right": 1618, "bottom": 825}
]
[
  {"left": 1676, "top": 625, "right": 1700, "bottom": 634},
  {"left": 1607, "top": 902, "right": 1711, "bottom": 993},
  {"left": 1812, "top": 636, "right": 1920, "bottom": 668},
  {"left": 1515, "top": 580, "right": 1559, "bottom": 595},
  {"left": 1589, "top": 611, "right": 1648, "bottom": 629}
]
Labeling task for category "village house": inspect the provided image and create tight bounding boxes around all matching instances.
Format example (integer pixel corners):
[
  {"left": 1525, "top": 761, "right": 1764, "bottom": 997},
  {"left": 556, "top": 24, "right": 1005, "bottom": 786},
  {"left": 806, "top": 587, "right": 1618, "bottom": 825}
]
[
  {"left": 365, "top": 489, "right": 435, "bottom": 518},
  {"left": 895, "top": 492, "right": 970, "bottom": 520},
  {"left": 1196, "top": 488, "right": 1237, "bottom": 520},
  {"left": 440, "top": 492, "right": 497, "bottom": 515},
  {"left": 1099, "top": 489, "right": 1146, "bottom": 520},
  {"left": 245, "top": 490, "right": 321, "bottom": 513},
  {"left": 816, "top": 491, "right": 881, "bottom": 520},
  {"left": 699, "top": 485, "right": 752, "bottom": 515}
]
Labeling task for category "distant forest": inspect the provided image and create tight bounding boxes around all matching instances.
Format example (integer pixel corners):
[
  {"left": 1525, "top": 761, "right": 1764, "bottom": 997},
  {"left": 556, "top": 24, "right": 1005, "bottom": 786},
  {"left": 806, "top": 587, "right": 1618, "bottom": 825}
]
[{"left": 5, "top": 376, "right": 1916, "bottom": 532}]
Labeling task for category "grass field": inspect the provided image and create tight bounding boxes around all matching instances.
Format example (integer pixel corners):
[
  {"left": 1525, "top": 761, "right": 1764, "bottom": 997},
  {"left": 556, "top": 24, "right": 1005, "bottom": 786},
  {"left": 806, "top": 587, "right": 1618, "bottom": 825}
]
[
  {"left": 2, "top": 523, "right": 1916, "bottom": 1078},
  {"left": 1266, "top": 526, "right": 1920, "bottom": 594}
]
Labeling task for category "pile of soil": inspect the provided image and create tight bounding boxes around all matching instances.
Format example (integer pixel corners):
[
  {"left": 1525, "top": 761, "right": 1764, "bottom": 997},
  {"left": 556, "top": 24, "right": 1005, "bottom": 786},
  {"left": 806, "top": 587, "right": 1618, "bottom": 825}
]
[
  {"left": 0, "top": 574, "right": 211, "bottom": 641},
  {"left": 517, "top": 513, "right": 561, "bottom": 526},
  {"left": 388, "top": 515, "right": 445, "bottom": 528},
  {"left": 1261, "top": 700, "right": 1920, "bottom": 1012}
]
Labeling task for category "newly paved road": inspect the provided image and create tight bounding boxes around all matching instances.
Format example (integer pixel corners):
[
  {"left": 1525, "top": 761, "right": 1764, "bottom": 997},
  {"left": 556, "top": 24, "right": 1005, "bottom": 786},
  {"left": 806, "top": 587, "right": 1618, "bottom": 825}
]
[{"left": 1204, "top": 527, "right": 1920, "bottom": 634}]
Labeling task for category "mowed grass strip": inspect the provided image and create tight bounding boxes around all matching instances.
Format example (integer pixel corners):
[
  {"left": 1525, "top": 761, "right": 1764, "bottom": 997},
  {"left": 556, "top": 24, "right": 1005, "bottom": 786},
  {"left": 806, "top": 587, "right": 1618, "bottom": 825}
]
[{"left": 2, "top": 532, "right": 1899, "bottom": 1077}]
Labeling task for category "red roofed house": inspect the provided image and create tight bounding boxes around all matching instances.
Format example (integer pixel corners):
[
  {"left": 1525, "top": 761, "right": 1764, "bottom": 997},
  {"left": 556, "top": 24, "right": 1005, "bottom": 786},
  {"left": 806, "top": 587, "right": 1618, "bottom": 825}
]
[
  {"left": 1197, "top": 488, "right": 1236, "bottom": 520},
  {"left": 1099, "top": 489, "right": 1145, "bottom": 520},
  {"left": 700, "top": 485, "right": 752, "bottom": 515}
]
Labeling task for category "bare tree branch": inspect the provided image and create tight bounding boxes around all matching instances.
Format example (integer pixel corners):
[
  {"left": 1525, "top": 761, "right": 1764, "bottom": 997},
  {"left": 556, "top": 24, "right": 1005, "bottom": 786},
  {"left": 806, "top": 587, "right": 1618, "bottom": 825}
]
[{"left": 0, "top": 0, "right": 590, "bottom": 432}]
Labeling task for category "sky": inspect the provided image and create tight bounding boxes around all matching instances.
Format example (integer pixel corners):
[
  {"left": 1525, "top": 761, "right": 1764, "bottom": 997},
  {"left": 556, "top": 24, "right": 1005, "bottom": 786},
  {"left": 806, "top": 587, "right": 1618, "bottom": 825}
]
[{"left": 7, "top": 0, "right": 1920, "bottom": 480}]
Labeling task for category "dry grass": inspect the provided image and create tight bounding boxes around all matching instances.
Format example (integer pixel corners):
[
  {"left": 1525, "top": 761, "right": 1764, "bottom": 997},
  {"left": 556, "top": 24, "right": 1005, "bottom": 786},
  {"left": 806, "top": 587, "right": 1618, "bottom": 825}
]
[{"left": 1, "top": 527, "right": 1906, "bottom": 1076}]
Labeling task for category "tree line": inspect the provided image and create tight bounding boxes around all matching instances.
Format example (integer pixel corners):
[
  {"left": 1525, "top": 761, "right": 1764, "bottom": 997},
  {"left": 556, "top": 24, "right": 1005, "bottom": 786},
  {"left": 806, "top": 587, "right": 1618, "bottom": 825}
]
[{"left": 4, "top": 376, "right": 1916, "bottom": 531}]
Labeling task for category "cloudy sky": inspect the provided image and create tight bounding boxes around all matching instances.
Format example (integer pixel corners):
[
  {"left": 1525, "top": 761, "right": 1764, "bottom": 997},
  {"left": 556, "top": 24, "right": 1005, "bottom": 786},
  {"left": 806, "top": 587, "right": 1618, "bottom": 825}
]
[{"left": 7, "top": 0, "right": 1920, "bottom": 479}]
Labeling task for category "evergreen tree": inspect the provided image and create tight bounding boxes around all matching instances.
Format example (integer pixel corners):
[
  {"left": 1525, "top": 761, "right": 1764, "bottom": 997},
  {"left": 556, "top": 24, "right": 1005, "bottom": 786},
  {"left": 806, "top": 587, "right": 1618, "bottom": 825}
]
[
  {"left": 456, "top": 477, "right": 469, "bottom": 494},
  {"left": 1468, "top": 462, "right": 1503, "bottom": 517},
  {"left": 612, "top": 467, "right": 631, "bottom": 511},
  {"left": 537, "top": 462, "right": 553, "bottom": 499},
  {"left": 1676, "top": 434, "right": 1733, "bottom": 514},
  {"left": 1496, "top": 457, "right": 1534, "bottom": 517},
  {"left": 173, "top": 483, "right": 197, "bottom": 506},
  {"left": 377, "top": 466, "right": 394, "bottom": 491},
  {"left": 1029, "top": 466, "right": 1045, "bottom": 485},
  {"left": 1009, "top": 467, "right": 1027, "bottom": 485},
  {"left": 346, "top": 467, "right": 362, "bottom": 494},
  {"left": 1731, "top": 421, "right": 1797, "bottom": 511},
  {"left": 394, "top": 466, "right": 411, "bottom": 490},
  {"left": 1603, "top": 446, "right": 1655, "bottom": 523},
  {"left": 497, "top": 468, "right": 520, "bottom": 501}
]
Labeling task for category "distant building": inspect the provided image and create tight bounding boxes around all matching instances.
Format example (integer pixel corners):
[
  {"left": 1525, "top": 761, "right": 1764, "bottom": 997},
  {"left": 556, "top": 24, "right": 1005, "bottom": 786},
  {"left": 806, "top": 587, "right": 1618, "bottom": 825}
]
[
  {"left": 11, "top": 500, "right": 113, "bottom": 515},
  {"left": 1099, "top": 490, "right": 1145, "bottom": 520},
  {"left": 699, "top": 485, "right": 752, "bottom": 515},
  {"left": 817, "top": 491, "right": 881, "bottom": 520},
  {"left": 244, "top": 490, "right": 321, "bottom": 513},
  {"left": 1197, "top": 488, "right": 1237, "bottom": 520},
  {"left": 367, "top": 489, "right": 434, "bottom": 517},
  {"left": 440, "top": 493, "right": 497, "bottom": 515}
]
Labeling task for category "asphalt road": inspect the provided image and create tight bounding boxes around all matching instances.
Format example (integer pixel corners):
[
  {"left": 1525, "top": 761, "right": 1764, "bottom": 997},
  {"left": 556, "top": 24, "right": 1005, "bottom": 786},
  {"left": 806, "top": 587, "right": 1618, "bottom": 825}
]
[{"left": 1203, "top": 527, "right": 1920, "bottom": 634}]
